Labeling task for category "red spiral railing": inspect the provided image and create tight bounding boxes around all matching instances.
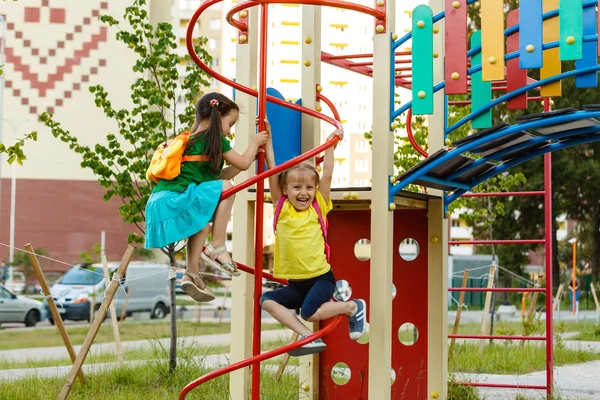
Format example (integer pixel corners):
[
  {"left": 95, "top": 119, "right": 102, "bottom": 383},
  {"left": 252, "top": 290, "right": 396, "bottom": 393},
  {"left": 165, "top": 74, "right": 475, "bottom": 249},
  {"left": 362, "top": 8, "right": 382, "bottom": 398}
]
[{"left": 181, "top": 0, "right": 363, "bottom": 397}]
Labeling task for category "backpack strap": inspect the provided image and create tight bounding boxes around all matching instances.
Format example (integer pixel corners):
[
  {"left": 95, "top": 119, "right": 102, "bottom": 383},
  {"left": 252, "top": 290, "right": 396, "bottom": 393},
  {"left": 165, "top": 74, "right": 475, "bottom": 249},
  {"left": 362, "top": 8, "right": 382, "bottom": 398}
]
[
  {"left": 312, "top": 198, "right": 331, "bottom": 262},
  {"left": 272, "top": 195, "right": 330, "bottom": 263},
  {"left": 182, "top": 155, "right": 210, "bottom": 163},
  {"left": 272, "top": 195, "right": 287, "bottom": 235}
]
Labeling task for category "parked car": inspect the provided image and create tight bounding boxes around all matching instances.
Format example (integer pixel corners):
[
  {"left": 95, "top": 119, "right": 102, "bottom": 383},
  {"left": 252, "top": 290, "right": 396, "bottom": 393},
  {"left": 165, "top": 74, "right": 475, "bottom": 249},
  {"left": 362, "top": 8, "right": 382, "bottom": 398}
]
[
  {"left": 44, "top": 261, "right": 171, "bottom": 324},
  {"left": 0, "top": 284, "right": 43, "bottom": 327}
]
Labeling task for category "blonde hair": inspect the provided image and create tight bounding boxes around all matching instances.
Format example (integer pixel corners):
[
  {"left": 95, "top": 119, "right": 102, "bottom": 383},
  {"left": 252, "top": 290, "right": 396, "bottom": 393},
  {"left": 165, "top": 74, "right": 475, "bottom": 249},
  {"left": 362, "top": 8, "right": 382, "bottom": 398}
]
[{"left": 278, "top": 162, "right": 320, "bottom": 187}]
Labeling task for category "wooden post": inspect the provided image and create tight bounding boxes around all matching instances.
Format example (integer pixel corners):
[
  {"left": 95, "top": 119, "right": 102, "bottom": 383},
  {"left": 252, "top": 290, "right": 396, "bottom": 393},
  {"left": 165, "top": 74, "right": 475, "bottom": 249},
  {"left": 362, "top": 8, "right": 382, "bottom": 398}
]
[
  {"left": 119, "top": 287, "right": 130, "bottom": 324},
  {"left": 275, "top": 331, "right": 299, "bottom": 381},
  {"left": 24, "top": 243, "right": 84, "bottom": 384},
  {"left": 553, "top": 283, "right": 564, "bottom": 312},
  {"left": 89, "top": 295, "right": 95, "bottom": 324},
  {"left": 218, "top": 282, "right": 230, "bottom": 326},
  {"left": 521, "top": 290, "right": 540, "bottom": 347},
  {"left": 101, "top": 254, "right": 124, "bottom": 367},
  {"left": 590, "top": 283, "right": 600, "bottom": 324},
  {"left": 478, "top": 265, "right": 496, "bottom": 355},
  {"left": 58, "top": 244, "right": 135, "bottom": 400},
  {"left": 449, "top": 269, "right": 469, "bottom": 357}
]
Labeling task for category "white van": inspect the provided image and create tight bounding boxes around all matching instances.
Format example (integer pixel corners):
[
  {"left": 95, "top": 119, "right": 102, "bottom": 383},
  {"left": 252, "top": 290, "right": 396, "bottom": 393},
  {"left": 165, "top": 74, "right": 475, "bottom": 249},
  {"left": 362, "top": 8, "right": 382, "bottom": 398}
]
[{"left": 44, "top": 261, "right": 171, "bottom": 324}]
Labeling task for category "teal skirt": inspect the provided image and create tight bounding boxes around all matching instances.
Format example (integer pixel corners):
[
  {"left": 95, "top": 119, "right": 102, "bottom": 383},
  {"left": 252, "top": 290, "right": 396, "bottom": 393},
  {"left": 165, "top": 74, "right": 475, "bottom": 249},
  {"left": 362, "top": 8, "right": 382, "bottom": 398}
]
[{"left": 145, "top": 181, "right": 222, "bottom": 249}]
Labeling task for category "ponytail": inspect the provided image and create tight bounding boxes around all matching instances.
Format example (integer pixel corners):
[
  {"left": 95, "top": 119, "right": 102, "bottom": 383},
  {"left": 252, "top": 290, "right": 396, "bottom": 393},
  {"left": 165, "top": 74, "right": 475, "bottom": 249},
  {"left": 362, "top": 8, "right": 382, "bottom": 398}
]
[{"left": 187, "top": 93, "right": 239, "bottom": 173}]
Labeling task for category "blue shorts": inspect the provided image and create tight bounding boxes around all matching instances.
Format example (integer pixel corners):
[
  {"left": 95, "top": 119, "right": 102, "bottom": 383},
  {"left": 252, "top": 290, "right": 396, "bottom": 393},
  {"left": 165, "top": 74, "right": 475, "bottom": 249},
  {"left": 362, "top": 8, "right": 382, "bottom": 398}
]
[{"left": 260, "top": 270, "right": 336, "bottom": 321}]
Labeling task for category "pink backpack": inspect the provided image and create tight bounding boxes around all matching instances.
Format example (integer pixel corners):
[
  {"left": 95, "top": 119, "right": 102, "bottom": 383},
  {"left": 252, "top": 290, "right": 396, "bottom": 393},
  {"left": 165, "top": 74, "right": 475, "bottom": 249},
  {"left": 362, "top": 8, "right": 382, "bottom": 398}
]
[{"left": 273, "top": 195, "right": 331, "bottom": 262}]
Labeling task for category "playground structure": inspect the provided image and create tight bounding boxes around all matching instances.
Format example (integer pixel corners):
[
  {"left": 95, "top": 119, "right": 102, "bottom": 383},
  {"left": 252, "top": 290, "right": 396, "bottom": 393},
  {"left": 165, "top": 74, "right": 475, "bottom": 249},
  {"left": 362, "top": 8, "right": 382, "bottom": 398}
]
[{"left": 172, "top": 0, "right": 600, "bottom": 399}]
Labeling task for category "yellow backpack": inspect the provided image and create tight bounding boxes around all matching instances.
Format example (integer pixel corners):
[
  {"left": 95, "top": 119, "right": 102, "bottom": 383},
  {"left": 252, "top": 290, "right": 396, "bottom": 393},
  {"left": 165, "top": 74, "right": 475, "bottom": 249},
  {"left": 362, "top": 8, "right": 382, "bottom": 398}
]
[{"left": 146, "top": 132, "right": 208, "bottom": 183}]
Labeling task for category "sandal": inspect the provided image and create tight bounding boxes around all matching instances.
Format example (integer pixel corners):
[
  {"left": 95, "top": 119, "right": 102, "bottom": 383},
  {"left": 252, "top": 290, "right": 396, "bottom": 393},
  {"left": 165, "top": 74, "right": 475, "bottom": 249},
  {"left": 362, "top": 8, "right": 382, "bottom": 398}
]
[
  {"left": 180, "top": 271, "right": 216, "bottom": 302},
  {"left": 201, "top": 243, "right": 241, "bottom": 277}
]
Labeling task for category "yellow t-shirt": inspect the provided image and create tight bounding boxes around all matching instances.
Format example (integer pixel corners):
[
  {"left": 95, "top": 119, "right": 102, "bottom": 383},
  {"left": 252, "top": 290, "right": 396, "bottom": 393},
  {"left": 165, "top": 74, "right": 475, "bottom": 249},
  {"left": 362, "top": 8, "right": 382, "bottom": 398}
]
[{"left": 273, "top": 190, "right": 333, "bottom": 280}]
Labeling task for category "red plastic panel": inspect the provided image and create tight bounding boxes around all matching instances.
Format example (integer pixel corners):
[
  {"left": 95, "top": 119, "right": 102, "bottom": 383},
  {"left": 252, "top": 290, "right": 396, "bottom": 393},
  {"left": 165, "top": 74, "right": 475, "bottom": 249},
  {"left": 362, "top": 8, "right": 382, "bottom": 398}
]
[
  {"left": 444, "top": 0, "right": 468, "bottom": 94},
  {"left": 319, "top": 209, "right": 428, "bottom": 399},
  {"left": 507, "top": 10, "right": 527, "bottom": 110}
]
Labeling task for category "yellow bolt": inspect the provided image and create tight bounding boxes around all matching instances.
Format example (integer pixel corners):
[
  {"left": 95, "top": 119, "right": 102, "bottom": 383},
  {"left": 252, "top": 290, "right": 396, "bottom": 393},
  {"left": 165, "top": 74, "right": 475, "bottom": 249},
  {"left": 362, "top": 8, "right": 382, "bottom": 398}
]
[
  {"left": 431, "top": 236, "right": 439, "bottom": 243},
  {"left": 376, "top": 0, "right": 384, "bottom": 6},
  {"left": 418, "top": 90, "right": 426, "bottom": 99},
  {"left": 317, "top": 85, "right": 323, "bottom": 92},
  {"left": 316, "top": 105, "right": 322, "bottom": 112},
  {"left": 376, "top": 24, "right": 385, "bottom": 33},
  {"left": 391, "top": 121, "right": 399, "bottom": 130},
  {"left": 566, "top": 36, "right": 576, "bottom": 44},
  {"left": 304, "top": 60, "right": 311, "bottom": 67},
  {"left": 431, "top": 392, "right": 439, "bottom": 399},
  {"left": 404, "top": 47, "right": 412, "bottom": 51},
  {"left": 445, "top": 211, "right": 451, "bottom": 218},
  {"left": 390, "top": 176, "right": 397, "bottom": 184},
  {"left": 251, "top": 86, "right": 258, "bottom": 91},
  {"left": 451, "top": 72, "right": 460, "bottom": 80},
  {"left": 303, "top": 384, "right": 310, "bottom": 392},
  {"left": 239, "top": 34, "right": 247, "bottom": 43},
  {"left": 392, "top": 33, "right": 399, "bottom": 41},
  {"left": 433, "top": 51, "right": 439, "bottom": 58},
  {"left": 488, "top": 56, "right": 497, "bottom": 65},
  {"left": 433, "top": 27, "right": 439, "bottom": 34},
  {"left": 526, "top": 44, "right": 535, "bottom": 53},
  {"left": 343, "top": 192, "right": 350, "bottom": 200},
  {"left": 417, "top": 20, "right": 425, "bottom": 28},
  {"left": 316, "top": 165, "right": 322, "bottom": 173},
  {"left": 305, "top": 37, "right": 312, "bottom": 44},
  {"left": 445, "top": 138, "right": 452, "bottom": 146},
  {"left": 240, "top": 10, "right": 247, "bottom": 18},
  {"left": 389, "top": 203, "right": 396, "bottom": 211},
  {"left": 452, "top": 1, "right": 460, "bottom": 8},
  {"left": 350, "top": 192, "right": 359, "bottom": 200}
]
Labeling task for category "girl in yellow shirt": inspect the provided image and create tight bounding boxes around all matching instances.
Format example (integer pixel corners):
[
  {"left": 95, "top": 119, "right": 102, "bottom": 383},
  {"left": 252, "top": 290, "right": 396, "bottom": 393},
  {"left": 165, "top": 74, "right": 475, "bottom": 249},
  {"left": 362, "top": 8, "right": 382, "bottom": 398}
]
[{"left": 261, "top": 120, "right": 367, "bottom": 357}]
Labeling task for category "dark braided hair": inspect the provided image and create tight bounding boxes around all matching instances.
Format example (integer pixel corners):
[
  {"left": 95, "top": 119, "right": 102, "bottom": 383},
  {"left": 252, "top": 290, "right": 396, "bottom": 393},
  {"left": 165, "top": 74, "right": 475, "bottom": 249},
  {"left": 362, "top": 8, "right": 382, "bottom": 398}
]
[{"left": 188, "top": 92, "right": 239, "bottom": 173}]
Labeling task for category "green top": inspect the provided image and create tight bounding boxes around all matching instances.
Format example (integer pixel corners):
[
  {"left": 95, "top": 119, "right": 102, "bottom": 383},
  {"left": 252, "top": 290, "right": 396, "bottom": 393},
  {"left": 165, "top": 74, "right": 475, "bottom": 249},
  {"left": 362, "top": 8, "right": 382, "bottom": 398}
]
[{"left": 153, "top": 132, "right": 232, "bottom": 193}]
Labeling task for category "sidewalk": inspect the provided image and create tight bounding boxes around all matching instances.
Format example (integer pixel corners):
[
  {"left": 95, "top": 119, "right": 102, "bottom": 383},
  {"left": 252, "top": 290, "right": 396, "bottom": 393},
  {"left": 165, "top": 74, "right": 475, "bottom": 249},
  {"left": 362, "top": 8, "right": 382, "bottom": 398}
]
[
  {"left": 0, "top": 328, "right": 290, "bottom": 364},
  {"left": 458, "top": 360, "right": 600, "bottom": 399}
]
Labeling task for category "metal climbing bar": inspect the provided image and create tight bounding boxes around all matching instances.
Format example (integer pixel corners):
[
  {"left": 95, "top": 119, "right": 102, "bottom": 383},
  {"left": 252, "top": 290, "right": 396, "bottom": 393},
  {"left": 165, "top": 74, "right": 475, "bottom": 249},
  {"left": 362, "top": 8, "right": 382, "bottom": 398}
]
[
  {"left": 448, "top": 287, "right": 545, "bottom": 293},
  {"left": 448, "top": 334, "right": 547, "bottom": 341}
]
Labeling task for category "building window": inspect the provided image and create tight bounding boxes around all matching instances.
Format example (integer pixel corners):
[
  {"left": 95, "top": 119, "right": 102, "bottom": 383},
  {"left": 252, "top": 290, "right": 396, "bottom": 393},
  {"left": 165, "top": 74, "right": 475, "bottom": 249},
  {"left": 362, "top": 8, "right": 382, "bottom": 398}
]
[
  {"left": 355, "top": 140, "right": 368, "bottom": 153},
  {"left": 355, "top": 159, "right": 368, "bottom": 172},
  {"left": 208, "top": 38, "right": 220, "bottom": 50},
  {"left": 209, "top": 19, "right": 221, "bottom": 30}
]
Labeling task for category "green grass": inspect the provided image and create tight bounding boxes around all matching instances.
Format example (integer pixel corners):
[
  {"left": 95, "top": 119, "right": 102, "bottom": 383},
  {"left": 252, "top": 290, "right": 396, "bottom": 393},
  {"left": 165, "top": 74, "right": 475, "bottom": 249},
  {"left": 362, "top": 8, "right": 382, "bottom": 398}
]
[
  {"left": 0, "top": 321, "right": 284, "bottom": 351},
  {"left": 0, "top": 355, "right": 300, "bottom": 400},
  {"left": 450, "top": 341, "right": 600, "bottom": 375},
  {"left": 568, "top": 321, "right": 600, "bottom": 341}
]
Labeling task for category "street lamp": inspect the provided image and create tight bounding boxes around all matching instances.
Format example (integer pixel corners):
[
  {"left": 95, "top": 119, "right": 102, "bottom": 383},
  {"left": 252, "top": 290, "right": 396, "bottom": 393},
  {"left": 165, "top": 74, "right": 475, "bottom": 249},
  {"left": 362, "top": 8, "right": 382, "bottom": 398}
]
[
  {"left": 2, "top": 117, "right": 33, "bottom": 291},
  {"left": 568, "top": 238, "right": 578, "bottom": 317}
]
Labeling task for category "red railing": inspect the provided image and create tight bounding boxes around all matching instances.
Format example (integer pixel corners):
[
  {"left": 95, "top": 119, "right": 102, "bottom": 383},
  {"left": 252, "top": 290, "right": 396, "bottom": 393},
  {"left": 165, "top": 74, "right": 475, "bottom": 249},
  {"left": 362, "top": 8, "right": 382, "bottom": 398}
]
[
  {"left": 182, "top": 1, "right": 353, "bottom": 398},
  {"left": 447, "top": 99, "right": 554, "bottom": 397}
]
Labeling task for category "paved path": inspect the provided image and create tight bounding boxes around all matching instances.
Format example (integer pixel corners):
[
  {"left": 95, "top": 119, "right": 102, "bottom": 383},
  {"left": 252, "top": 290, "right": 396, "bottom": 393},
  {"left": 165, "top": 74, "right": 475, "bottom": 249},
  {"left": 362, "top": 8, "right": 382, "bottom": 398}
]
[
  {"left": 459, "top": 360, "right": 600, "bottom": 399},
  {"left": 0, "top": 328, "right": 290, "bottom": 366}
]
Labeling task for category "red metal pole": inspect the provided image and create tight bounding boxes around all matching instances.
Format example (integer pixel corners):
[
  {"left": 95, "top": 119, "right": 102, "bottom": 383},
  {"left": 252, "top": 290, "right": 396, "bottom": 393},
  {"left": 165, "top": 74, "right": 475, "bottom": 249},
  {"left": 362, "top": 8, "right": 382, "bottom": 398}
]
[
  {"left": 406, "top": 108, "right": 429, "bottom": 157},
  {"left": 448, "top": 334, "right": 546, "bottom": 341},
  {"left": 449, "top": 239, "right": 545, "bottom": 245},
  {"left": 179, "top": 316, "right": 343, "bottom": 399},
  {"left": 543, "top": 97, "right": 554, "bottom": 398},
  {"left": 462, "top": 191, "right": 544, "bottom": 198},
  {"left": 456, "top": 382, "right": 547, "bottom": 390},
  {"left": 251, "top": 4, "right": 268, "bottom": 399},
  {"left": 448, "top": 287, "right": 545, "bottom": 293}
]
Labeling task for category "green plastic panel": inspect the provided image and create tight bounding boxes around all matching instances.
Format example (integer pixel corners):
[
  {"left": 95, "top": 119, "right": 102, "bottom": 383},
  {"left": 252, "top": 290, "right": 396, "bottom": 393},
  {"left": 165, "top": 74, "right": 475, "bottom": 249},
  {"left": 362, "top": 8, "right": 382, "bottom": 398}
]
[
  {"left": 471, "top": 31, "right": 492, "bottom": 129},
  {"left": 412, "top": 5, "right": 434, "bottom": 115}
]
